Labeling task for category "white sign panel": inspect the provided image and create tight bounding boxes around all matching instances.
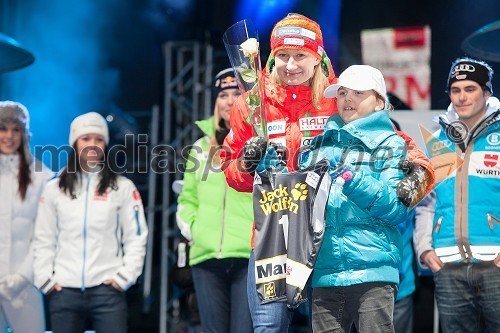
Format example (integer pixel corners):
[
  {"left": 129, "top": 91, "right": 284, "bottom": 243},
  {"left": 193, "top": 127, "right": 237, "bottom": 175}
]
[{"left": 362, "top": 26, "right": 431, "bottom": 110}]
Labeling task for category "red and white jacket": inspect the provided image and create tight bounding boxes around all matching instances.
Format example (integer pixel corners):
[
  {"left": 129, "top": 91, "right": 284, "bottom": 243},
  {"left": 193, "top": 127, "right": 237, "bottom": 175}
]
[{"left": 221, "top": 75, "right": 337, "bottom": 193}]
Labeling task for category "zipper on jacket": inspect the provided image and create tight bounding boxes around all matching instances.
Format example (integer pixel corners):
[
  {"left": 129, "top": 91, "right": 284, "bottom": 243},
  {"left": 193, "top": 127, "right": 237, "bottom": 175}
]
[
  {"left": 456, "top": 144, "right": 471, "bottom": 259},
  {"left": 434, "top": 216, "right": 443, "bottom": 233},
  {"left": 304, "top": 112, "right": 311, "bottom": 138},
  {"left": 487, "top": 213, "right": 500, "bottom": 229},
  {"left": 116, "top": 214, "right": 121, "bottom": 256},
  {"left": 134, "top": 205, "right": 141, "bottom": 236},
  {"left": 81, "top": 174, "right": 91, "bottom": 291},
  {"left": 336, "top": 200, "right": 347, "bottom": 269},
  {"left": 218, "top": 184, "right": 228, "bottom": 259}
]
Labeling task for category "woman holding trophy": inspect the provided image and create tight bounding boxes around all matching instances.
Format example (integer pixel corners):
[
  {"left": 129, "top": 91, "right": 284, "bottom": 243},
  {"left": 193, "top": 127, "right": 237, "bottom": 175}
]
[
  {"left": 221, "top": 13, "right": 337, "bottom": 332},
  {"left": 221, "top": 13, "right": 434, "bottom": 332}
]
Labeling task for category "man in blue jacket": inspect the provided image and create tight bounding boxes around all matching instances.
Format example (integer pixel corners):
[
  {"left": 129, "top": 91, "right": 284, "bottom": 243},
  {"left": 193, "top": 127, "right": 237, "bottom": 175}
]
[{"left": 414, "top": 57, "right": 500, "bottom": 333}]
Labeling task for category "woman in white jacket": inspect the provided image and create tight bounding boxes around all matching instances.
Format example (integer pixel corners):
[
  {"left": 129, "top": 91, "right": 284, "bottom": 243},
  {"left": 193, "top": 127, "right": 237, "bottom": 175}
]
[
  {"left": 0, "top": 101, "right": 52, "bottom": 333},
  {"left": 33, "top": 112, "right": 148, "bottom": 333}
]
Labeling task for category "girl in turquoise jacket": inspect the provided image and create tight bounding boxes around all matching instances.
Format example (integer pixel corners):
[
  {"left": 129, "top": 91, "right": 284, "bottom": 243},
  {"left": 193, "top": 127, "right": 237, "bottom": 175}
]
[
  {"left": 301, "top": 65, "right": 409, "bottom": 333},
  {"left": 176, "top": 68, "right": 254, "bottom": 333}
]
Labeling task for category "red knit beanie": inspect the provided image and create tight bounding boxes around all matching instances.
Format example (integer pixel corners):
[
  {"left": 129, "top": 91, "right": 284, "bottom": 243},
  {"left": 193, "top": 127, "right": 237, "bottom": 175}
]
[{"left": 270, "top": 14, "right": 324, "bottom": 60}]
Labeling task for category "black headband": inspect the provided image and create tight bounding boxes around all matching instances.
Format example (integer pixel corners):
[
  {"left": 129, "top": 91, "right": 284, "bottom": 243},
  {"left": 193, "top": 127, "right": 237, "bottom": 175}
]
[{"left": 213, "top": 68, "right": 238, "bottom": 95}]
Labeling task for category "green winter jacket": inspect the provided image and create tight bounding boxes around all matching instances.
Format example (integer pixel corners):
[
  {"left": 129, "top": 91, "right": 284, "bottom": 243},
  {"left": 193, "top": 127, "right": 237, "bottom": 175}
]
[{"left": 176, "top": 117, "right": 254, "bottom": 266}]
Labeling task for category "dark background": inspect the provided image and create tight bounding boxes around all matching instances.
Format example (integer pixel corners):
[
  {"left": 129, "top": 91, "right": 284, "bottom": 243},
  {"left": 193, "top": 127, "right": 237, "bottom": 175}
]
[{"left": 1, "top": 0, "right": 498, "bottom": 128}]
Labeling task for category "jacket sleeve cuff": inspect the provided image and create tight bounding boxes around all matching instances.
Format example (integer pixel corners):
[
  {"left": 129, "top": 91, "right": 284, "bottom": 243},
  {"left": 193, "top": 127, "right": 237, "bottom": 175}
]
[
  {"left": 37, "top": 278, "right": 56, "bottom": 295},
  {"left": 416, "top": 248, "right": 434, "bottom": 269},
  {"left": 113, "top": 272, "right": 133, "bottom": 291}
]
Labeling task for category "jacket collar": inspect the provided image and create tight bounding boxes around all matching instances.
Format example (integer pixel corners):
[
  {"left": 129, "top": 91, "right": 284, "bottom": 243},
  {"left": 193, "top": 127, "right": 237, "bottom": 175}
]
[
  {"left": 264, "top": 80, "right": 314, "bottom": 119},
  {"left": 0, "top": 153, "right": 19, "bottom": 175},
  {"left": 195, "top": 117, "right": 215, "bottom": 137},
  {"left": 437, "top": 106, "right": 500, "bottom": 151},
  {"left": 317, "top": 111, "right": 395, "bottom": 149}
]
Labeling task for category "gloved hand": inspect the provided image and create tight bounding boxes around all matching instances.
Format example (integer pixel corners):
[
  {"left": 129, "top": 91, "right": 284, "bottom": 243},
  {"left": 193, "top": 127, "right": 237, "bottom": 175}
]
[
  {"left": 397, "top": 160, "right": 429, "bottom": 207},
  {"left": 242, "top": 136, "right": 268, "bottom": 173},
  {"left": 256, "top": 146, "right": 284, "bottom": 174},
  {"left": 298, "top": 149, "right": 312, "bottom": 169},
  {"left": 0, "top": 273, "right": 30, "bottom": 301}
]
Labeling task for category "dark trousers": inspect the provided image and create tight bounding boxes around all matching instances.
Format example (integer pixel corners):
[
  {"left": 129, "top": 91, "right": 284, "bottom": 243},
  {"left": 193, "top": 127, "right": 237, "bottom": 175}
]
[
  {"left": 434, "top": 261, "right": 500, "bottom": 333},
  {"left": 191, "top": 258, "right": 253, "bottom": 333},
  {"left": 393, "top": 294, "right": 413, "bottom": 333},
  {"left": 48, "top": 284, "right": 127, "bottom": 333},
  {"left": 312, "top": 282, "right": 396, "bottom": 333}
]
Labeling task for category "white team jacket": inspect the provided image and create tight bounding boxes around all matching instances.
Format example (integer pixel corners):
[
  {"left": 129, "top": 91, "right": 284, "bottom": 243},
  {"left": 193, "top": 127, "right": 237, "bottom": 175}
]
[
  {"left": 33, "top": 171, "right": 148, "bottom": 293},
  {"left": 0, "top": 154, "right": 52, "bottom": 282}
]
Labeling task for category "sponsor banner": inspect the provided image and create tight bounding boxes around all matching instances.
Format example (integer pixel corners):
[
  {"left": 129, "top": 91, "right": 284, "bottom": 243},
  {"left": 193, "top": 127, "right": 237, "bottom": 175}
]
[
  {"left": 93, "top": 191, "right": 109, "bottom": 201},
  {"left": 255, "top": 255, "right": 287, "bottom": 284},
  {"left": 469, "top": 151, "right": 500, "bottom": 178},
  {"left": 267, "top": 121, "right": 286, "bottom": 135},
  {"left": 361, "top": 26, "right": 431, "bottom": 110},
  {"left": 486, "top": 132, "right": 500, "bottom": 150},
  {"left": 275, "top": 26, "right": 316, "bottom": 40},
  {"left": 299, "top": 116, "right": 328, "bottom": 131},
  {"left": 305, "top": 171, "right": 320, "bottom": 188},
  {"left": 269, "top": 137, "right": 287, "bottom": 149},
  {"left": 284, "top": 37, "right": 305, "bottom": 46},
  {"left": 286, "top": 258, "right": 312, "bottom": 288}
]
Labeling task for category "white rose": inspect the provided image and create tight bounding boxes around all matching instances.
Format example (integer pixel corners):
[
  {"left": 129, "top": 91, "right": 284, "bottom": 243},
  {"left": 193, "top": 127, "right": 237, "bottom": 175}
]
[{"left": 240, "top": 38, "right": 259, "bottom": 58}]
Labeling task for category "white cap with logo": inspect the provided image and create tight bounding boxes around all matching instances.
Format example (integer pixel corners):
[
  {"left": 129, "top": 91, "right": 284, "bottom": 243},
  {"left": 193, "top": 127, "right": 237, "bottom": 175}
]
[
  {"left": 69, "top": 112, "right": 109, "bottom": 146},
  {"left": 324, "top": 65, "right": 387, "bottom": 100}
]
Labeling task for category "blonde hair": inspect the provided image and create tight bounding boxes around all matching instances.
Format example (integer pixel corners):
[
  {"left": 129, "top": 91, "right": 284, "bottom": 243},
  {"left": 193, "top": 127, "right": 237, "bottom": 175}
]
[
  {"left": 269, "top": 62, "right": 328, "bottom": 110},
  {"left": 209, "top": 96, "right": 225, "bottom": 165},
  {"left": 213, "top": 102, "right": 223, "bottom": 132}
]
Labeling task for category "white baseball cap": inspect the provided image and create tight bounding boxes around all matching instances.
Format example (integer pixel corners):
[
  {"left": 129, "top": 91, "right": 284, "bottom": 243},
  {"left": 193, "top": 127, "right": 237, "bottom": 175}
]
[
  {"left": 324, "top": 65, "right": 387, "bottom": 99},
  {"left": 69, "top": 112, "right": 109, "bottom": 146}
]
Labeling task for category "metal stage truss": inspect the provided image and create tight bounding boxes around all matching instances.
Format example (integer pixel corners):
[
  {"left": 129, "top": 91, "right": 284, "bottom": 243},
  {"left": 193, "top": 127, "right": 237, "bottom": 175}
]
[{"left": 159, "top": 40, "right": 214, "bottom": 332}]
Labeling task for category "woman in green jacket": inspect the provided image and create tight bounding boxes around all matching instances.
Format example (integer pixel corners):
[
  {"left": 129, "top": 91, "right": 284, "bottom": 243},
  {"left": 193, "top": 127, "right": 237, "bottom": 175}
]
[{"left": 176, "top": 68, "right": 254, "bottom": 333}]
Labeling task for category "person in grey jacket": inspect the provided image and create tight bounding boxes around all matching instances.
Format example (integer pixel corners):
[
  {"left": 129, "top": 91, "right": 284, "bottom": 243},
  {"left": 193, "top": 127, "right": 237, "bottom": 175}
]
[{"left": 0, "top": 101, "right": 53, "bottom": 333}]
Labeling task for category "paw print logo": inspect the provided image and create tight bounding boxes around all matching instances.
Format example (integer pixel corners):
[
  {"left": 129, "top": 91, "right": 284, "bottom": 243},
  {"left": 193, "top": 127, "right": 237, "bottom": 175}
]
[{"left": 291, "top": 183, "right": 308, "bottom": 201}]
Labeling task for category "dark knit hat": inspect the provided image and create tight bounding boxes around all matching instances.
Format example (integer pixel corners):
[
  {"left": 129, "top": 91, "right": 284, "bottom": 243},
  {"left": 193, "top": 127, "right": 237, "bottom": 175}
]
[
  {"left": 213, "top": 68, "right": 238, "bottom": 96},
  {"left": 447, "top": 57, "right": 493, "bottom": 94}
]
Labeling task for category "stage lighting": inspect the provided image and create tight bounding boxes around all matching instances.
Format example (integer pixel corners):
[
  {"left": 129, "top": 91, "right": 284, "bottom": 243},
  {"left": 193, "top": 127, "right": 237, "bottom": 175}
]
[
  {"left": 462, "top": 20, "right": 500, "bottom": 62},
  {"left": 0, "top": 33, "right": 35, "bottom": 73}
]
